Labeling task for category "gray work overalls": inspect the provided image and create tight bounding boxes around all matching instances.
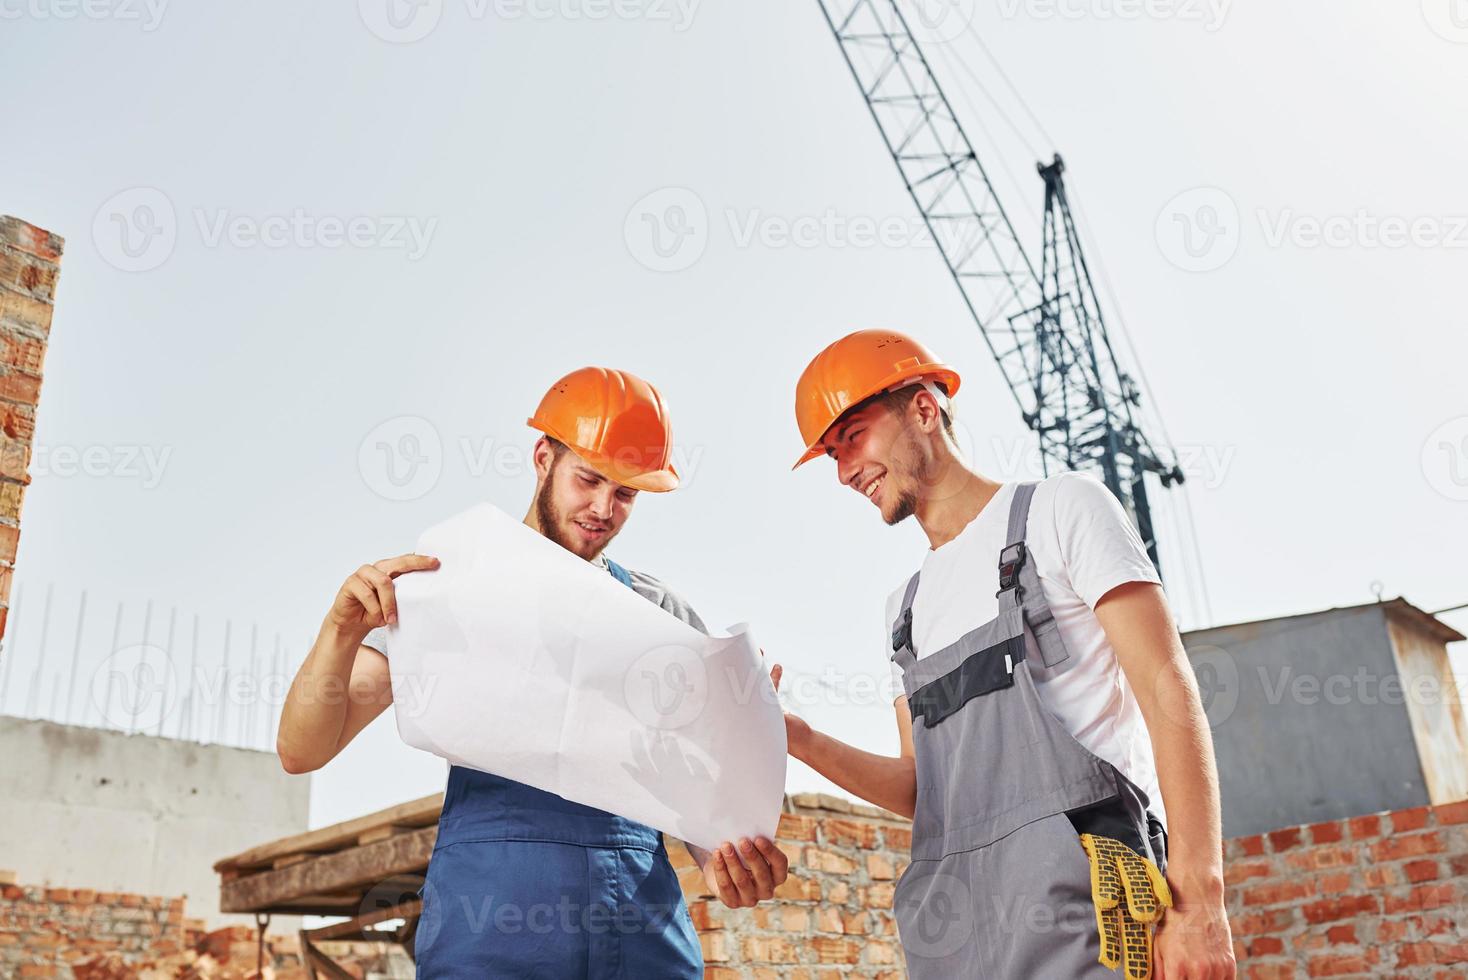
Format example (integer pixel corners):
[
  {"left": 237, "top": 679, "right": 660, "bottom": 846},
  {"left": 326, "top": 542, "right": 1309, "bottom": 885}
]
[{"left": 890, "top": 482, "right": 1168, "bottom": 978}]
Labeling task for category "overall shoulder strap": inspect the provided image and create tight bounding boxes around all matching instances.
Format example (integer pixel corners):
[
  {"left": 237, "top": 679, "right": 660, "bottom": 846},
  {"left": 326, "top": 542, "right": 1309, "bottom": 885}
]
[
  {"left": 997, "top": 481, "right": 1068, "bottom": 667},
  {"left": 890, "top": 571, "right": 922, "bottom": 671},
  {"left": 996, "top": 482, "right": 1038, "bottom": 612},
  {"left": 603, "top": 557, "right": 634, "bottom": 589}
]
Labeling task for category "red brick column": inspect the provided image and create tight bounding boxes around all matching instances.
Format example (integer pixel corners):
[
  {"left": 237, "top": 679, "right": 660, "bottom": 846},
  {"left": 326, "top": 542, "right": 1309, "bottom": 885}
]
[{"left": 0, "top": 216, "right": 63, "bottom": 641}]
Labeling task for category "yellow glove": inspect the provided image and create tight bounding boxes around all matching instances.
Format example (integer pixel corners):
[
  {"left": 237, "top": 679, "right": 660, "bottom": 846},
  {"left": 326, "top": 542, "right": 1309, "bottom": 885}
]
[{"left": 1078, "top": 833, "right": 1173, "bottom": 980}]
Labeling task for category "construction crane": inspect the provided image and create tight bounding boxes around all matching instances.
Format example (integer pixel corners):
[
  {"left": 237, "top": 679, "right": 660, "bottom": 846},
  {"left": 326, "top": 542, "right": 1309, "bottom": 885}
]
[{"left": 814, "top": 0, "right": 1185, "bottom": 572}]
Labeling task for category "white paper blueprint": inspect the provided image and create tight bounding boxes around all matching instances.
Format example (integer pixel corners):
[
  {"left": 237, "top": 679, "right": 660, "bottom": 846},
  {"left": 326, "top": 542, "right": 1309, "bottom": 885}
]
[{"left": 385, "top": 503, "right": 787, "bottom": 850}]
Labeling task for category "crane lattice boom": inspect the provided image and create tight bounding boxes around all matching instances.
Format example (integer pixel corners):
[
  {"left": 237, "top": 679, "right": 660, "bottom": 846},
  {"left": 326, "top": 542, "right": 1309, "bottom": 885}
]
[{"left": 815, "top": 0, "right": 1183, "bottom": 569}]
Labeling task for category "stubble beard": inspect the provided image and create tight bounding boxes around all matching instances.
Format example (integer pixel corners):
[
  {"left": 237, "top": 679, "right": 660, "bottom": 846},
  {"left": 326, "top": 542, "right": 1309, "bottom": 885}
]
[
  {"left": 883, "top": 440, "right": 930, "bottom": 526},
  {"left": 534, "top": 471, "right": 604, "bottom": 562}
]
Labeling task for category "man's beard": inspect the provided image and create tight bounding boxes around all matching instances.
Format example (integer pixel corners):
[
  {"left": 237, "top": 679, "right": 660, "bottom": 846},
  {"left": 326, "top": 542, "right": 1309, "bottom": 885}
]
[
  {"left": 534, "top": 468, "right": 610, "bottom": 561},
  {"left": 883, "top": 440, "right": 930, "bottom": 526},
  {"left": 885, "top": 488, "right": 919, "bottom": 526},
  {"left": 535, "top": 477, "right": 582, "bottom": 558}
]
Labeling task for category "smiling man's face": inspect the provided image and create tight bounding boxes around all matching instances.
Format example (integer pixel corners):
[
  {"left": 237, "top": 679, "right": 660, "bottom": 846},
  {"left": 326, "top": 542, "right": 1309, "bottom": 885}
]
[
  {"left": 822, "top": 401, "right": 926, "bottom": 526},
  {"left": 533, "top": 440, "right": 638, "bottom": 561}
]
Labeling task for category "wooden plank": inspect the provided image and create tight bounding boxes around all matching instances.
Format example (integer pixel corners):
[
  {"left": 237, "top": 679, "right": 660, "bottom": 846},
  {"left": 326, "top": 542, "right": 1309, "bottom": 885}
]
[
  {"left": 357, "top": 825, "right": 401, "bottom": 846},
  {"left": 302, "top": 939, "right": 356, "bottom": 980},
  {"left": 220, "top": 825, "right": 437, "bottom": 913},
  {"left": 251, "top": 902, "right": 362, "bottom": 917},
  {"left": 213, "top": 793, "right": 443, "bottom": 873},
  {"left": 302, "top": 898, "right": 422, "bottom": 942},
  {"left": 400, "top": 916, "right": 419, "bottom": 961},
  {"left": 300, "top": 931, "right": 319, "bottom": 980},
  {"left": 272, "top": 854, "right": 311, "bottom": 870}
]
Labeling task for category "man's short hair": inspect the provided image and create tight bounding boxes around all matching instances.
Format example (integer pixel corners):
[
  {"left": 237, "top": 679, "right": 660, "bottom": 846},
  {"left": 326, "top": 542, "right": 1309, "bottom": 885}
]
[{"left": 844, "top": 382, "right": 955, "bottom": 438}]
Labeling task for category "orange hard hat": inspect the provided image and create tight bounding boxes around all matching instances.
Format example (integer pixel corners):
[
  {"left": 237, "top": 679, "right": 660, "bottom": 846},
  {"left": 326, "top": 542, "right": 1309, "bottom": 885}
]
[
  {"left": 527, "top": 367, "right": 680, "bottom": 492},
  {"left": 792, "top": 329, "right": 961, "bottom": 469}
]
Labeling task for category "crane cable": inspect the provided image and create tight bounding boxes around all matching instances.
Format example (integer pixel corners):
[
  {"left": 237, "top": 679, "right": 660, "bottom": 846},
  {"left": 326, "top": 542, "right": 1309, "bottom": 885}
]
[
  {"left": 954, "top": 15, "right": 1061, "bottom": 155},
  {"left": 1066, "top": 174, "right": 1216, "bottom": 625},
  {"left": 925, "top": 41, "right": 1043, "bottom": 232},
  {"left": 940, "top": 5, "right": 1217, "bottom": 625}
]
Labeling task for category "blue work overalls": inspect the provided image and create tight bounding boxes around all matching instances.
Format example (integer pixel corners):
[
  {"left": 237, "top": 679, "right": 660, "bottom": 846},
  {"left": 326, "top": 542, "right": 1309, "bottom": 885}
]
[{"left": 413, "top": 559, "right": 704, "bottom": 979}]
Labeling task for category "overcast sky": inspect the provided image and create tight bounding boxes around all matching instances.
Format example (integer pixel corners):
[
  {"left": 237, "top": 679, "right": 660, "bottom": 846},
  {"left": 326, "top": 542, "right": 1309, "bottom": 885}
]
[{"left": 2, "top": 0, "right": 1466, "bottom": 830}]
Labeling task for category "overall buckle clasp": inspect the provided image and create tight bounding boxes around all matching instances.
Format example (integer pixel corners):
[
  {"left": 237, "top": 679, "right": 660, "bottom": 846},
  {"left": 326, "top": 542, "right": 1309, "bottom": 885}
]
[
  {"left": 892, "top": 606, "right": 914, "bottom": 655},
  {"left": 997, "top": 542, "right": 1026, "bottom": 597}
]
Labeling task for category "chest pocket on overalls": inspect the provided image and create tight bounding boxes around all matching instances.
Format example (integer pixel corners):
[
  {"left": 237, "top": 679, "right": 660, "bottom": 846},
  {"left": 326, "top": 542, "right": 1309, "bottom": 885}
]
[{"left": 896, "top": 604, "right": 1025, "bottom": 729}]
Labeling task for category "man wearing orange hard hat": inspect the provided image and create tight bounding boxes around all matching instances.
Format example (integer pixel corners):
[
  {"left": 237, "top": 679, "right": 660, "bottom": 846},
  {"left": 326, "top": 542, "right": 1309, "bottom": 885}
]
[
  {"left": 782, "top": 330, "right": 1235, "bottom": 980},
  {"left": 278, "top": 367, "right": 788, "bottom": 977}
]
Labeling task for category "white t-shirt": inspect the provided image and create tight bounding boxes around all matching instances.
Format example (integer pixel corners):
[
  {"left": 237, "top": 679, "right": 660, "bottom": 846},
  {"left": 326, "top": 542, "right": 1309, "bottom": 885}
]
[{"left": 883, "top": 471, "right": 1167, "bottom": 828}]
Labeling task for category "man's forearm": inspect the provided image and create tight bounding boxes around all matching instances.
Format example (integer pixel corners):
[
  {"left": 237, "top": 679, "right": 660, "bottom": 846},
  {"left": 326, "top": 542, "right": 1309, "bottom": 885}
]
[
  {"left": 276, "top": 621, "right": 363, "bottom": 772},
  {"left": 1151, "top": 659, "right": 1225, "bottom": 905},
  {"left": 795, "top": 730, "right": 916, "bottom": 819}
]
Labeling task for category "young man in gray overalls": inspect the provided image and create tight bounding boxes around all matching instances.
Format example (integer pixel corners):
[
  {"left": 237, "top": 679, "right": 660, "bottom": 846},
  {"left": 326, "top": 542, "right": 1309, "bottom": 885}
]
[
  {"left": 783, "top": 331, "right": 1235, "bottom": 979},
  {"left": 278, "top": 367, "right": 789, "bottom": 977}
]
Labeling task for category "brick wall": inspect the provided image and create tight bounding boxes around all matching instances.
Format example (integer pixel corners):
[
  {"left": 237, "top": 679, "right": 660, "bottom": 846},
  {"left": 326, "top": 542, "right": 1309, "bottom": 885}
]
[
  {"left": 0, "top": 884, "right": 404, "bottom": 979},
  {"left": 8, "top": 795, "right": 1468, "bottom": 978},
  {"left": 671, "top": 793, "right": 1468, "bottom": 980},
  {"left": 0, "top": 883, "right": 185, "bottom": 977},
  {"left": 0, "top": 215, "right": 63, "bottom": 642},
  {"left": 1225, "top": 800, "right": 1468, "bottom": 979},
  {"left": 672, "top": 792, "right": 910, "bottom": 979}
]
